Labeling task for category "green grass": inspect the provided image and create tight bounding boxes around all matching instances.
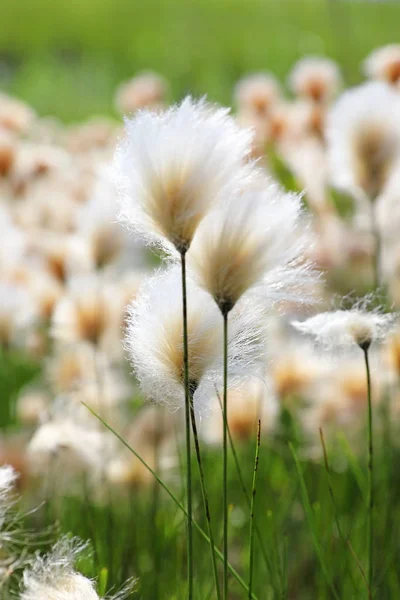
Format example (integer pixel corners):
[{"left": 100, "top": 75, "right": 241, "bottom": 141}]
[{"left": 1, "top": 0, "right": 400, "bottom": 121}]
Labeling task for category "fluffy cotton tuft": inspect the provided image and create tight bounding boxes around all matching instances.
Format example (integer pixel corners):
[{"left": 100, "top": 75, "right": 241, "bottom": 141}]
[
  {"left": 125, "top": 268, "right": 267, "bottom": 414},
  {"left": 363, "top": 44, "right": 400, "bottom": 86},
  {"left": 20, "top": 537, "right": 99, "bottom": 600},
  {"left": 288, "top": 56, "right": 342, "bottom": 103},
  {"left": 187, "top": 174, "right": 316, "bottom": 314},
  {"left": 327, "top": 82, "right": 400, "bottom": 201},
  {"left": 234, "top": 72, "right": 281, "bottom": 114},
  {"left": 293, "top": 299, "right": 398, "bottom": 351},
  {"left": 114, "top": 96, "right": 253, "bottom": 254}
]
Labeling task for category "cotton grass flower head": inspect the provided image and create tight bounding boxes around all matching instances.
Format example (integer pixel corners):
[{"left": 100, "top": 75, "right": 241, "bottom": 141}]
[
  {"left": 114, "top": 96, "right": 252, "bottom": 255},
  {"left": 126, "top": 267, "right": 266, "bottom": 414},
  {"left": 327, "top": 82, "right": 400, "bottom": 202},
  {"left": 288, "top": 56, "right": 342, "bottom": 103},
  {"left": 364, "top": 44, "right": 400, "bottom": 87},
  {"left": 293, "top": 296, "right": 398, "bottom": 352},
  {"left": 114, "top": 70, "right": 169, "bottom": 115},
  {"left": 187, "top": 174, "right": 316, "bottom": 315},
  {"left": 51, "top": 275, "right": 117, "bottom": 347},
  {"left": 20, "top": 537, "right": 99, "bottom": 600},
  {"left": 234, "top": 72, "right": 281, "bottom": 115}
]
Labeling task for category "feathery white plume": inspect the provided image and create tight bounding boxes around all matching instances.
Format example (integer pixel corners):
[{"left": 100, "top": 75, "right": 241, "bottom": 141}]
[
  {"left": 125, "top": 267, "right": 267, "bottom": 414},
  {"left": 293, "top": 297, "right": 398, "bottom": 351},
  {"left": 288, "top": 56, "right": 342, "bottom": 103},
  {"left": 327, "top": 82, "right": 400, "bottom": 201},
  {"left": 187, "top": 174, "right": 316, "bottom": 314},
  {"left": 114, "top": 96, "right": 252, "bottom": 254}
]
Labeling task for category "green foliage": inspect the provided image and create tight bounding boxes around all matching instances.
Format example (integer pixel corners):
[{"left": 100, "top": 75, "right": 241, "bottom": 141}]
[{"left": 1, "top": 0, "right": 400, "bottom": 121}]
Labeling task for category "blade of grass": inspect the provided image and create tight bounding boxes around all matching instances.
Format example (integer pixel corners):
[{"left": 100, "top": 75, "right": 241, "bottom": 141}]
[
  {"left": 83, "top": 403, "right": 259, "bottom": 600},
  {"left": 215, "top": 389, "right": 279, "bottom": 594},
  {"left": 289, "top": 442, "right": 340, "bottom": 600},
  {"left": 248, "top": 420, "right": 261, "bottom": 600}
]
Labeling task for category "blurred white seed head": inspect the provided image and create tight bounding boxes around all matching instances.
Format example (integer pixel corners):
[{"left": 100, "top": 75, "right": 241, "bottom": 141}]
[
  {"left": 125, "top": 267, "right": 267, "bottom": 414},
  {"left": 0, "top": 92, "right": 35, "bottom": 134},
  {"left": 51, "top": 275, "right": 116, "bottom": 347},
  {"left": 364, "top": 44, "right": 400, "bottom": 87},
  {"left": 0, "top": 282, "right": 37, "bottom": 349},
  {"left": 115, "top": 70, "right": 169, "bottom": 115},
  {"left": 293, "top": 298, "right": 398, "bottom": 351},
  {"left": 114, "top": 96, "right": 252, "bottom": 255},
  {"left": 288, "top": 56, "right": 342, "bottom": 103},
  {"left": 188, "top": 174, "right": 316, "bottom": 314},
  {"left": 21, "top": 537, "right": 99, "bottom": 600},
  {"left": 234, "top": 72, "right": 281, "bottom": 115},
  {"left": 327, "top": 82, "right": 400, "bottom": 201}
]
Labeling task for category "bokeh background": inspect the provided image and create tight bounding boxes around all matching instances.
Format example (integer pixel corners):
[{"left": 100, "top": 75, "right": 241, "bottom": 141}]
[{"left": 2, "top": 0, "right": 400, "bottom": 122}]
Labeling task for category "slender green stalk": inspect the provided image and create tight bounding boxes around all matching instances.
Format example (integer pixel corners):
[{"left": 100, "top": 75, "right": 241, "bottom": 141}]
[
  {"left": 319, "top": 428, "right": 370, "bottom": 597},
  {"left": 248, "top": 420, "right": 261, "bottom": 600},
  {"left": 289, "top": 442, "right": 340, "bottom": 600},
  {"left": 83, "top": 404, "right": 259, "bottom": 600},
  {"left": 363, "top": 347, "right": 374, "bottom": 595},
  {"left": 370, "top": 203, "right": 381, "bottom": 290},
  {"left": 180, "top": 251, "right": 193, "bottom": 599},
  {"left": 215, "top": 389, "right": 277, "bottom": 591},
  {"left": 189, "top": 395, "right": 221, "bottom": 600},
  {"left": 222, "top": 311, "right": 229, "bottom": 600}
]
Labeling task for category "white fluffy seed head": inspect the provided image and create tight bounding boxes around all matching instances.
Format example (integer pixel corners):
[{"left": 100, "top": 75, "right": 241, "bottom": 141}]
[
  {"left": 125, "top": 267, "right": 267, "bottom": 414},
  {"left": 288, "top": 56, "right": 342, "bottom": 103},
  {"left": 114, "top": 96, "right": 253, "bottom": 255},
  {"left": 187, "top": 174, "right": 317, "bottom": 314},
  {"left": 293, "top": 301, "right": 398, "bottom": 351},
  {"left": 327, "top": 82, "right": 400, "bottom": 201},
  {"left": 234, "top": 73, "right": 281, "bottom": 115},
  {"left": 21, "top": 537, "right": 99, "bottom": 600},
  {"left": 363, "top": 44, "right": 400, "bottom": 86}
]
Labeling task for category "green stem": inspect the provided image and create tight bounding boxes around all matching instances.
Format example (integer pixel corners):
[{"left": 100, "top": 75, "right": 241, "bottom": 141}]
[
  {"left": 319, "top": 428, "right": 370, "bottom": 597},
  {"left": 370, "top": 203, "right": 381, "bottom": 290},
  {"left": 222, "top": 311, "right": 229, "bottom": 600},
  {"left": 84, "top": 404, "right": 259, "bottom": 600},
  {"left": 363, "top": 347, "right": 374, "bottom": 595},
  {"left": 215, "top": 389, "right": 278, "bottom": 593},
  {"left": 189, "top": 395, "right": 221, "bottom": 600},
  {"left": 248, "top": 420, "right": 261, "bottom": 600},
  {"left": 180, "top": 251, "right": 193, "bottom": 600}
]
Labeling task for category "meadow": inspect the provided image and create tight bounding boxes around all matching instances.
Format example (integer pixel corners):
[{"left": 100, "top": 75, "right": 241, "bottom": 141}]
[{"left": 1, "top": 1, "right": 400, "bottom": 599}]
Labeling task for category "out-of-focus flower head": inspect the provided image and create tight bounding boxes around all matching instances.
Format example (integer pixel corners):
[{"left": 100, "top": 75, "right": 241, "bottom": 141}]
[
  {"left": 364, "top": 44, "right": 400, "bottom": 87},
  {"left": 288, "top": 56, "right": 342, "bottom": 104},
  {"left": 234, "top": 72, "right": 281, "bottom": 115},
  {"left": 327, "top": 82, "right": 400, "bottom": 202},
  {"left": 115, "top": 71, "right": 169, "bottom": 115}
]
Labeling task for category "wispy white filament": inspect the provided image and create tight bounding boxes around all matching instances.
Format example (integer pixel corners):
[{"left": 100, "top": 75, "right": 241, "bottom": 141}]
[
  {"left": 187, "top": 175, "right": 316, "bottom": 313},
  {"left": 125, "top": 267, "right": 267, "bottom": 414},
  {"left": 114, "top": 96, "right": 252, "bottom": 254}
]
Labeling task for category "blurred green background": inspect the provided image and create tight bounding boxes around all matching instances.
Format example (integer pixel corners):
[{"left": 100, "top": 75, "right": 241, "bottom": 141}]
[{"left": 1, "top": 0, "right": 400, "bottom": 122}]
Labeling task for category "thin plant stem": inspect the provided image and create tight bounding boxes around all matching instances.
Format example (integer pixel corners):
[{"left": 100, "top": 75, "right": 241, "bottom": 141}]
[
  {"left": 370, "top": 203, "right": 381, "bottom": 290},
  {"left": 363, "top": 347, "right": 374, "bottom": 595},
  {"left": 248, "top": 420, "right": 261, "bottom": 600},
  {"left": 319, "top": 428, "right": 371, "bottom": 598},
  {"left": 222, "top": 311, "right": 229, "bottom": 600},
  {"left": 83, "top": 404, "right": 259, "bottom": 600},
  {"left": 215, "top": 389, "right": 278, "bottom": 593},
  {"left": 289, "top": 442, "right": 340, "bottom": 600},
  {"left": 189, "top": 394, "right": 221, "bottom": 600},
  {"left": 180, "top": 251, "right": 193, "bottom": 599}
]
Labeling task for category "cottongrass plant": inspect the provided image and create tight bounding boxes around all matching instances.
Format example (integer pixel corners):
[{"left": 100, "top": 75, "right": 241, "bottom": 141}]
[
  {"left": 327, "top": 82, "right": 400, "bottom": 287},
  {"left": 188, "top": 174, "right": 316, "bottom": 597},
  {"left": 293, "top": 297, "right": 398, "bottom": 593},
  {"left": 20, "top": 536, "right": 135, "bottom": 600},
  {"left": 126, "top": 266, "right": 267, "bottom": 598},
  {"left": 114, "top": 95, "right": 252, "bottom": 597}
]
